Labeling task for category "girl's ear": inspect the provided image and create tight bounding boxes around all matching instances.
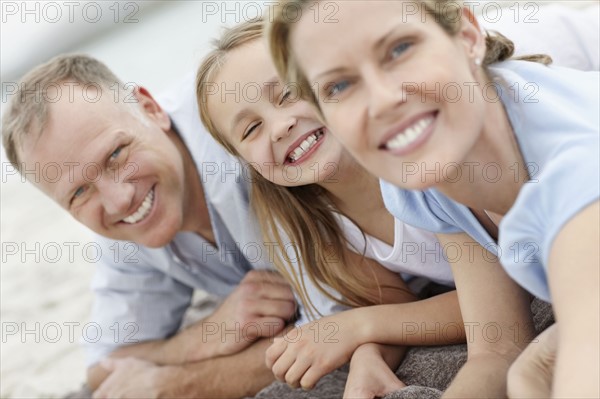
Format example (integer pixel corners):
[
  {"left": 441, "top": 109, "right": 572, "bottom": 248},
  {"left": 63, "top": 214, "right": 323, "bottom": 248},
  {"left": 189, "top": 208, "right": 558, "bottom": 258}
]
[
  {"left": 458, "top": 6, "right": 487, "bottom": 70},
  {"left": 133, "top": 86, "right": 172, "bottom": 132}
]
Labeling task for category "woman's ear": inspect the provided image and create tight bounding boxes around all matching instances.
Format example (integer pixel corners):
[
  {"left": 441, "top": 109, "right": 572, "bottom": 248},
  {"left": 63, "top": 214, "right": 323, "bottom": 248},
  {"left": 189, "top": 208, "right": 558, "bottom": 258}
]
[
  {"left": 459, "top": 6, "right": 487, "bottom": 69},
  {"left": 133, "top": 86, "right": 172, "bottom": 132}
]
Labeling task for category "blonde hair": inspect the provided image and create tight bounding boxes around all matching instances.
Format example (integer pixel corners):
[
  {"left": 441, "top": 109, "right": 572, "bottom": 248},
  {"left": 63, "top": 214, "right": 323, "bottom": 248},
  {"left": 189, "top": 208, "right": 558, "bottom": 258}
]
[
  {"left": 268, "top": 0, "right": 552, "bottom": 111},
  {"left": 197, "top": 19, "right": 391, "bottom": 317},
  {"left": 2, "top": 54, "right": 137, "bottom": 172}
]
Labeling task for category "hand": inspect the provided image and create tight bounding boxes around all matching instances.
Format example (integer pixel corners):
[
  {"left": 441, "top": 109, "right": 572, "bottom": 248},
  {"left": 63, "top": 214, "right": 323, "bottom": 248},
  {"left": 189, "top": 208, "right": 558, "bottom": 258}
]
[
  {"left": 265, "top": 310, "right": 368, "bottom": 390},
  {"left": 344, "top": 343, "right": 406, "bottom": 399},
  {"left": 92, "top": 358, "right": 169, "bottom": 399},
  {"left": 507, "top": 323, "right": 558, "bottom": 399},
  {"left": 204, "top": 270, "right": 297, "bottom": 357}
]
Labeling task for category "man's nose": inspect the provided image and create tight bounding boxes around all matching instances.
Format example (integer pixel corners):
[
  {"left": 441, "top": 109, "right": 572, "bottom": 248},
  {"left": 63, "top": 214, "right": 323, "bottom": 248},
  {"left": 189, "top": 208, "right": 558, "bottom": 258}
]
[{"left": 97, "top": 177, "right": 134, "bottom": 216}]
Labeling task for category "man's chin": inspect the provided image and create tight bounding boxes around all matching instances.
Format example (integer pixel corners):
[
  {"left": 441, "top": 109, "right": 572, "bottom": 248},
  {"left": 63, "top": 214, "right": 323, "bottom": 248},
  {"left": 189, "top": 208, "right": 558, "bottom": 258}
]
[{"left": 101, "top": 228, "right": 177, "bottom": 249}]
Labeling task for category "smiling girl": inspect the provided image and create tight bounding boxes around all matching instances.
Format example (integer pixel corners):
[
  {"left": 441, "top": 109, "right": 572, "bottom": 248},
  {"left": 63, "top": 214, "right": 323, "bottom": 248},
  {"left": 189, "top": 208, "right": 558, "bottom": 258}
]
[
  {"left": 196, "top": 20, "right": 476, "bottom": 398},
  {"left": 267, "top": 0, "right": 599, "bottom": 397}
]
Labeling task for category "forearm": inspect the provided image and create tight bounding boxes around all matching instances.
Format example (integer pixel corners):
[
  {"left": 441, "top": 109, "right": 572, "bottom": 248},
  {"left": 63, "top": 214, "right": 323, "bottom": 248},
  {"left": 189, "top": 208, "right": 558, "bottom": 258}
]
[
  {"left": 369, "top": 343, "right": 407, "bottom": 371},
  {"left": 88, "top": 338, "right": 275, "bottom": 397},
  {"left": 358, "top": 290, "right": 465, "bottom": 346},
  {"left": 553, "top": 324, "right": 600, "bottom": 398},
  {"left": 442, "top": 353, "right": 513, "bottom": 399}
]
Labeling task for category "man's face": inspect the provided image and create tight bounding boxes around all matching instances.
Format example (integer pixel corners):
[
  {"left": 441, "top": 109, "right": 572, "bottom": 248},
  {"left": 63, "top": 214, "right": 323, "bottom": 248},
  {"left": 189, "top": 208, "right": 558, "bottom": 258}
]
[{"left": 20, "top": 83, "right": 188, "bottom": 248}]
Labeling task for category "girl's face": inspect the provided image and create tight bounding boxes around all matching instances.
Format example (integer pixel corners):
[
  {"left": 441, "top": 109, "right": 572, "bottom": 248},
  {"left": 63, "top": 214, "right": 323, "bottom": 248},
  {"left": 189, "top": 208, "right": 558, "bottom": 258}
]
[
  {"left": 207, "top": 40, "right": 346, "bottom": 187},
  {"left": 290, "top": 0, "right": 487, "bottom": 190}
]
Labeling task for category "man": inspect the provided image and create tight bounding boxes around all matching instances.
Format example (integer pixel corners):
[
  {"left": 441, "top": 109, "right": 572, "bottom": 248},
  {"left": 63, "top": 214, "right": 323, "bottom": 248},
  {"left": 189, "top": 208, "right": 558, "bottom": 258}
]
[{"left": 2, "top": 55, "right": 301, "bottom": 398}]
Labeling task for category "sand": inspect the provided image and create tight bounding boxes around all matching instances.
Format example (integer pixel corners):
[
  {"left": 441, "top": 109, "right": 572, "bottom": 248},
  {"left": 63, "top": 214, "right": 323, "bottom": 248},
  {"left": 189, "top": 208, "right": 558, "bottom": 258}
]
[{"left": 1, "top": 170, "right": 96, "bottom": 398}]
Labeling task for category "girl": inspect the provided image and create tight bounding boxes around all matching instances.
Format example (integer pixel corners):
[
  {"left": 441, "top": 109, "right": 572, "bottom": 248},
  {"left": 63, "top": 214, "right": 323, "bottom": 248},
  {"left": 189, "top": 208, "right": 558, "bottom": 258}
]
[
  {"left": 267, "top": 0, "right": 599, "bottom": 397},
  {"left": 196, "top": 19, "right": 528, "bottom": 398}
]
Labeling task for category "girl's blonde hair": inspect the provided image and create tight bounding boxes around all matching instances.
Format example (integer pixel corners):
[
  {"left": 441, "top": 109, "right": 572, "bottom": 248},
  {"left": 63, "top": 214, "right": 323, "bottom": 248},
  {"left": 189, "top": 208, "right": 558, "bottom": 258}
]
[
  {"left": 197, "top": 19, "right": 391, "bottom": 317},
  {"left": 267, "top": 0, "right": 552, "bottom": 112}
]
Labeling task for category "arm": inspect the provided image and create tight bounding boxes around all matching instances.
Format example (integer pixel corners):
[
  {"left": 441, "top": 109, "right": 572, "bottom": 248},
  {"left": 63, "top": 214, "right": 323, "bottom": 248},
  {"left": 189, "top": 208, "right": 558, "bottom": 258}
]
[
  {"left": 88, "top": 270, "right": 296, "bottom": 390},
  {"left": 437, "top": 233, "right": 535, "bottom": 399},
  {"left": 344, "top": 344, "right": 407, "bottom": 399},
  {"left": 91, "top": 338, "right": 276, "bottom": 399},
  {"left": 266, "top": 252, "right": 465, "bottom": 389},
  {"left": 547, "top": 201, "right": 599, "bottom": 398}
]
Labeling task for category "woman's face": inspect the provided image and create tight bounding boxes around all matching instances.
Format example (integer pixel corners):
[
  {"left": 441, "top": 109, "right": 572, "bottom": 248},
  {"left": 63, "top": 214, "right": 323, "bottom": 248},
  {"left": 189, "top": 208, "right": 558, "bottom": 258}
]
[
  {"left": 290, "top": 0, "right": 487, "bottom": 190},
  {"left": 207, "top": 40, "right": 346, "bottom": 187}
]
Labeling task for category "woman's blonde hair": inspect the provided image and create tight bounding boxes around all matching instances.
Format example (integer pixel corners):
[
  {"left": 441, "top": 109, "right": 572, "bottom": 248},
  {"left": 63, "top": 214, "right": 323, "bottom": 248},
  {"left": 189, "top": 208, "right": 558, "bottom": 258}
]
[
  {"left": 197, "top": 19, "right": 391, "bottom": 317},
  {"left": 267, "top": 0, "right": 552, "bottom": 112}
]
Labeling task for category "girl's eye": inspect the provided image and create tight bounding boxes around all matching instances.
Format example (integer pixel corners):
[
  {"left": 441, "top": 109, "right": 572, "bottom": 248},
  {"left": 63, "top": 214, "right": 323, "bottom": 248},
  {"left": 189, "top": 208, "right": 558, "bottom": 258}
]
[
  {"left": 242, "top": 122, "right": 261, "bottom": 141},
  {"left": 278, "top": 89, "right": 291, "bottom": 106},
  {"left": 390, "top": 42, "right": 412, "bottom": 60},
  {"left": 326, "top": 80, "right": 350, "bottom": 98}
]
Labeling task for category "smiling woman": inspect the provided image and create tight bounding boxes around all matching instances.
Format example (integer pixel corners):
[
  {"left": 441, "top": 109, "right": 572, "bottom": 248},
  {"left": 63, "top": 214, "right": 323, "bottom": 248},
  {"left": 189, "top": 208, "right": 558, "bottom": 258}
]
[{"left": 267, "top": 0, "right": 599, "bottom": 397}]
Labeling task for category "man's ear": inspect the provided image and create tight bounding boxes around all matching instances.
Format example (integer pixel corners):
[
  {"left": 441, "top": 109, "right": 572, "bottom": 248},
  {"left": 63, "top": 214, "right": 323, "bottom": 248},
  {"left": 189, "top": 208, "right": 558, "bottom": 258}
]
[
  {"left": 459, "top": 6, "right": 487, "bottom": 69},
  {"left": 133, "top": 86, "right": 171, "bottom": 132}
]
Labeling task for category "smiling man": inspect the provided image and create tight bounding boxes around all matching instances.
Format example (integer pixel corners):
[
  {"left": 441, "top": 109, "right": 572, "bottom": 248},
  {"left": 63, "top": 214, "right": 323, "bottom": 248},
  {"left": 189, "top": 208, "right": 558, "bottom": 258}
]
[{"left": 2, "top": 55, "right": 300, "bottom": 398}]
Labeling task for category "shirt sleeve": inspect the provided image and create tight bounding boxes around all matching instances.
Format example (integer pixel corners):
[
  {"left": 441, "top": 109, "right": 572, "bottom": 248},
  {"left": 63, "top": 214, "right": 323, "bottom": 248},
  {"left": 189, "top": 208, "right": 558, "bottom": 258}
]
[
  {"left": 83, "top": 236, "right": 193, "bottom": 367},
  {"left": 500, "top": 138, "right": 600, "bottom": 302},
  {"left": 380, "top": 181, "right": 467, "bottom": 234}
]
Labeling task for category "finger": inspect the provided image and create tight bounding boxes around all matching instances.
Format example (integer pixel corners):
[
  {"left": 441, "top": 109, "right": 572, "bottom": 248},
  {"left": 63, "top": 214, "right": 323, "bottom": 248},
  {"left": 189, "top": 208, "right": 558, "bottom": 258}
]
[
  {"left": 265, "top": 337, "right": 288, "bottom": 369},
  {"left": 252, "top": 282, "right": 296, "bottom": 302},
  {"left": 248, "top": 298, "right": 296, "bottom": 320},
  {"left": 270, "top": 346, "right": 300, "bottom": 382},
  {"left": 250, "top": 317, "right": 286, "bottom": 338},
  {"left": 300, "top": 366, "right": 327, "bottom": 390},
  {"left": 284, "top": 357, "right": 312, "bottom": 389},
  {"left": 242, "top": 270, "right": 289, "bottom": 285}
]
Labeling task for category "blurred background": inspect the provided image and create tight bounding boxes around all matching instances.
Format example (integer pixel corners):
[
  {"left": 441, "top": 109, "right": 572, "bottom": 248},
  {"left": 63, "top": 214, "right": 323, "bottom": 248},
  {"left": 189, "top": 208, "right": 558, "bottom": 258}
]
[{"left": 1, "top": 0, "right": 598, "bottom": 397}]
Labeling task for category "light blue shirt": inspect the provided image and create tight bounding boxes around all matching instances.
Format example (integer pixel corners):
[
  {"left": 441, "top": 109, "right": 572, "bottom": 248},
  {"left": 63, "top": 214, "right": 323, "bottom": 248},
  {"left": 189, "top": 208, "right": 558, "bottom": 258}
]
[
  {"left": 84, "top": 74, "right": 265, "bottom": 366},
  {"left": 382, "top": 61, "right": 599, "bottom": 302}
]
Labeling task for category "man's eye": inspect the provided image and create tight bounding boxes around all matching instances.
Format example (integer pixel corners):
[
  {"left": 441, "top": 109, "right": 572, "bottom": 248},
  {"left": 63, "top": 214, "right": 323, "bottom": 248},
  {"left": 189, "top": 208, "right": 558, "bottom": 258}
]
[
  {"left": 242, "top": 123, "right": 261, "bottom": 141},
  {"left": 390, "top": 42, "right": 412, "bottom": 60},
  {"left": 72, "top": 186, "right": 86, "bottom": 203},
  {"left": 110, "top": 146, "right": 123, "bottom": 161}
]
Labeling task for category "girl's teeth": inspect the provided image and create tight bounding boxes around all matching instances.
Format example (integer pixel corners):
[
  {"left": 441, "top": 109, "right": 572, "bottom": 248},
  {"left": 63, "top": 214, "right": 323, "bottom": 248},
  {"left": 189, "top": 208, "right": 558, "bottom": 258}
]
[
  {"left": 123, "top": 190, "right": 154, "bottom": 224},
  {"left": 288, "top": 129, "right": 323, "bottom": 163},
  {"left": 386, "top": 117, "right": 433, "bottom": 150}
]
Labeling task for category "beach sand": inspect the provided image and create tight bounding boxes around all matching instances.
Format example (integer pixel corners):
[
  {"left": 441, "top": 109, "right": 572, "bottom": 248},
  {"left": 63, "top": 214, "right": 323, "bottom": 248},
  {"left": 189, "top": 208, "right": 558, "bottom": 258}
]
[{"left": 1, "top": 172, "right": 95, "bottom": 398}]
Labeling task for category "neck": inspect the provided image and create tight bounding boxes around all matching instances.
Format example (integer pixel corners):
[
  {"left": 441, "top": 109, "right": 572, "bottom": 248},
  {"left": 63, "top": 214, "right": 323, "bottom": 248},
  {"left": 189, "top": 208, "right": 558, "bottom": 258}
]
[
  {"left": 436, "top": 89, "right": 526, "bottom": 215},
  {"left": 319, "top": 152, "right": 386, "bottom": 217},
  {"left": 168, "top": 129, "right": 211, "bottom": 235}
]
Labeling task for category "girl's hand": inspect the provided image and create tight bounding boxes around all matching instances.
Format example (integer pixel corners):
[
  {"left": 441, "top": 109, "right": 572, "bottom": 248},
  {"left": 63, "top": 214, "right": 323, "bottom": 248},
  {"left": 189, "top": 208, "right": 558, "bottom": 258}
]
[
  {"left": 265, "top": 310, "right": 369, "bottom": 390},
  {"left": 344, "top": 343, "right": 406, "bottom": 399}
]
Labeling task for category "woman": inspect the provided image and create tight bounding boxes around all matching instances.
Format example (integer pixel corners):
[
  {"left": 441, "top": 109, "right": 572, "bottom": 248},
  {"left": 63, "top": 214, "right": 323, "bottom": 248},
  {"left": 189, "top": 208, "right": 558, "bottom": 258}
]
[{"left": 267, "top": 1, "right": 599, "bottom": 397}]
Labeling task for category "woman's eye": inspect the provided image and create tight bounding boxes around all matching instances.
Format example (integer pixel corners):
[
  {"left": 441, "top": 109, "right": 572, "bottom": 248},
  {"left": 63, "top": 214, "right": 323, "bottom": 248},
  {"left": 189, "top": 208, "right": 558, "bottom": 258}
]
[
  {"left": 242, "top": 123, "right": 261, "bottom": 141},
  {"left": 326, "top": 80, "right": 350, "bottom": 98},
  {"left": 390, "top": 42, "right": 412, "bottom": 60}
]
